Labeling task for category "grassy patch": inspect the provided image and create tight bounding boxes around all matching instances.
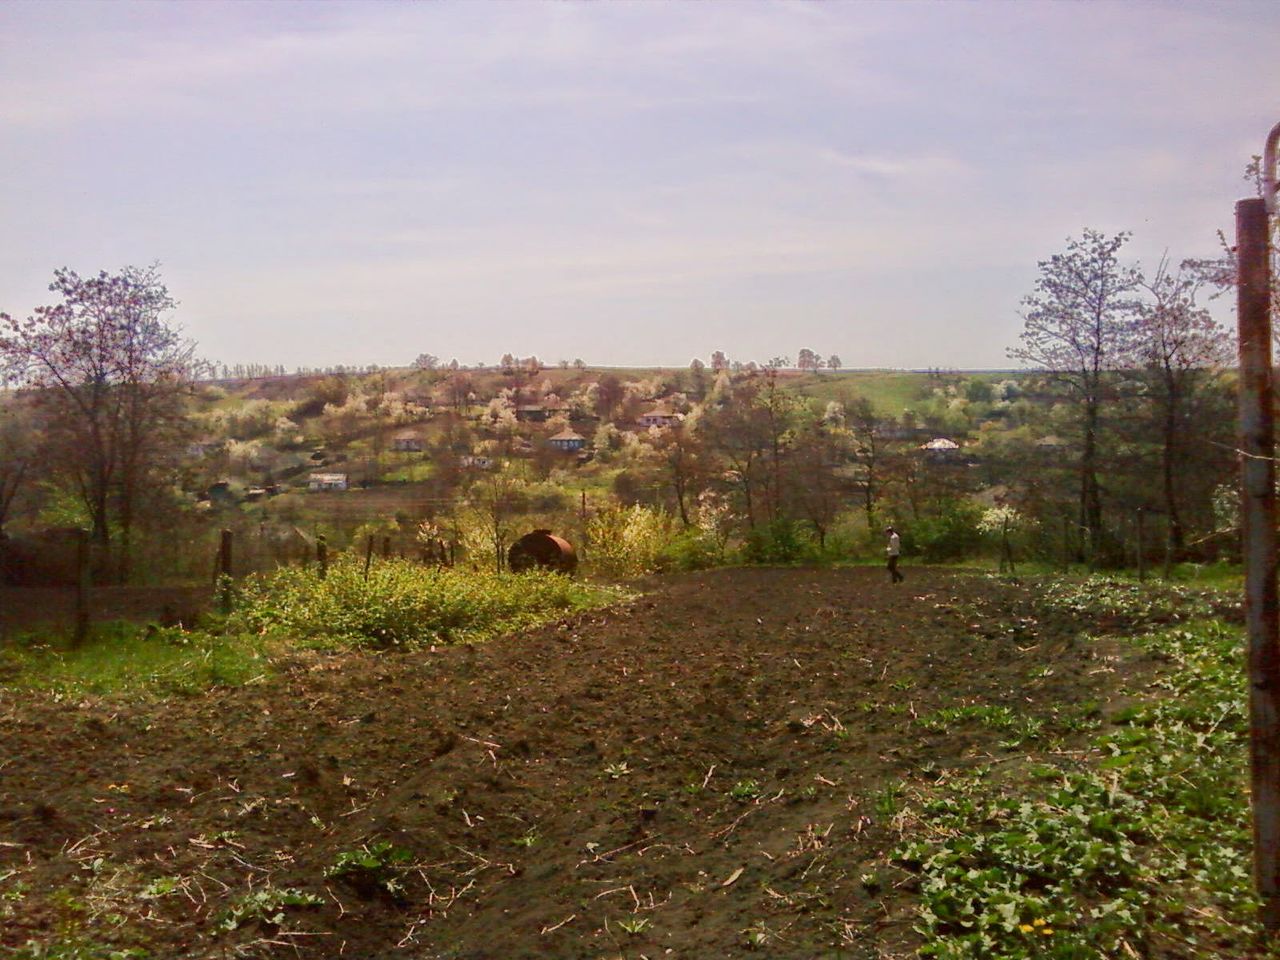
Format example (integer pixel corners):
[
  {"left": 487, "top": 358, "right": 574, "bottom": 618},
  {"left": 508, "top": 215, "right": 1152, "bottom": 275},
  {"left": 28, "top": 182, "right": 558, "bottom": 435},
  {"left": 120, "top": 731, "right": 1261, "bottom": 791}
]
[
  {"left": 896, "top": 615, "right": 1266, "bottom": 959},
  {"left": 232, "top": 555, "right": 627, "bottom": 648},
  {"left": 789, "top": 370, "right": 935, "bottom": 415},
  {"left": 0, "top": 623, "right": 271, "bottom": 697}
]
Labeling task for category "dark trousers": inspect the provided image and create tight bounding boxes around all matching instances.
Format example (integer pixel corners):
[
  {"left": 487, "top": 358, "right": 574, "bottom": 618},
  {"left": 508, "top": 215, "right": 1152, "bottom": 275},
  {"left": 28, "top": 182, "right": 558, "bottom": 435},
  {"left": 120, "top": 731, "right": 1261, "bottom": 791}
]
[{"left": 887, "top": 555, "right": 904, "bottom": 583}]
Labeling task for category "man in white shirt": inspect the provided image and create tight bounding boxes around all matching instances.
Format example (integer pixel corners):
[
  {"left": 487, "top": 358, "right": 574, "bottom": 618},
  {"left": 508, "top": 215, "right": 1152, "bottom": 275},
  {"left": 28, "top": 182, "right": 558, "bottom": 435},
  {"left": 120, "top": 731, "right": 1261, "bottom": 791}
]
[{"left": 885, "top": 526, "right": 904, "bottom": 583}]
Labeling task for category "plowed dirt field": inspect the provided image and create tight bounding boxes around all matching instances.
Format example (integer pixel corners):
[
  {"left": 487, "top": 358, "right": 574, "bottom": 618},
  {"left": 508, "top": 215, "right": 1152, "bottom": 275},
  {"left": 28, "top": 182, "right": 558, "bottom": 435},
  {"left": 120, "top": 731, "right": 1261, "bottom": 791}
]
[{"left": 1, "top": 567, "right": 1136, "bottom": 959}]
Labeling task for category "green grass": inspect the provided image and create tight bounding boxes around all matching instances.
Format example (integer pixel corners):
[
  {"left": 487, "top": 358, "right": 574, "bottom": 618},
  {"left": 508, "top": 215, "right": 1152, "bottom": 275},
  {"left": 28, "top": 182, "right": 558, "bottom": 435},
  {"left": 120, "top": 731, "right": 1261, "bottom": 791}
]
[
  {"left": 789, "top": 370, "right": 935, "bottom": 415},
  {"left": 896, "top": 595, "right": 1266, "bottom": 959},
  {"left": 0, "top": 623, "right": 271, "bottom": 697}
]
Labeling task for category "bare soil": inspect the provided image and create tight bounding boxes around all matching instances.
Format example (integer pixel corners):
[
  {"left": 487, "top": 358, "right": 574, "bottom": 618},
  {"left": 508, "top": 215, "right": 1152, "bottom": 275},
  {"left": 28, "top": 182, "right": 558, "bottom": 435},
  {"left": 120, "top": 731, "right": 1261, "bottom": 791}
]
[{"left": 0, "top": 567, "right": 1137, "bottom": 959}]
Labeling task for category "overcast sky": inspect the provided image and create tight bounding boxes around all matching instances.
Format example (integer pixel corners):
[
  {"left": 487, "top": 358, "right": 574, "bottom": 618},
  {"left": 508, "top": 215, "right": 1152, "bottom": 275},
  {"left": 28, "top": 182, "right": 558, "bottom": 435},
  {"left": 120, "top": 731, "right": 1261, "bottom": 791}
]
[{"left": 2, "top": 1, "right": 1277, "bottom": 371}]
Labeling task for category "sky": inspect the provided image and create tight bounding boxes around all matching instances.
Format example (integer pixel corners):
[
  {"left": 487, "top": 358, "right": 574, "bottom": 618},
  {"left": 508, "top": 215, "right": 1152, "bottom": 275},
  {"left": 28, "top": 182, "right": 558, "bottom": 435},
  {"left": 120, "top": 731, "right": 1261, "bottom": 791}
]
[{"left": 2, "top": 1, "right": 1278, "bottom": 372}]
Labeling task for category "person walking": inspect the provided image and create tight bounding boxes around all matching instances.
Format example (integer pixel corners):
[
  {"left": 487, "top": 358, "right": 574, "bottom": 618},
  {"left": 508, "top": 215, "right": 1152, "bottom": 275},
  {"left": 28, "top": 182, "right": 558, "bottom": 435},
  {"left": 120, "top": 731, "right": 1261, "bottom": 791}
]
[{"left": 885, "top": 525, "right": 904, "bottom": 583}]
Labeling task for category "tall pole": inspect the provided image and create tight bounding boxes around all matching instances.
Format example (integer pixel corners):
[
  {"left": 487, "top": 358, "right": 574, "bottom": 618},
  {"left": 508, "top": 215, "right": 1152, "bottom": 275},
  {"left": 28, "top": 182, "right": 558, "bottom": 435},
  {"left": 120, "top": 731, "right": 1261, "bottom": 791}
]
[{"left": 1237, "top": 194, "right": 1280, "bottom": 932}]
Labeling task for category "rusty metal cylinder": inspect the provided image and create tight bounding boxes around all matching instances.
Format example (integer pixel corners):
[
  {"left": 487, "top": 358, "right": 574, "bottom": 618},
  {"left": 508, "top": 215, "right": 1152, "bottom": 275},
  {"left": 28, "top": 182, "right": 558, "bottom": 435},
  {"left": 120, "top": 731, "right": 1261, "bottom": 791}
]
[{"left": 508, "top": 529, "right": 577, "bottom": 574}]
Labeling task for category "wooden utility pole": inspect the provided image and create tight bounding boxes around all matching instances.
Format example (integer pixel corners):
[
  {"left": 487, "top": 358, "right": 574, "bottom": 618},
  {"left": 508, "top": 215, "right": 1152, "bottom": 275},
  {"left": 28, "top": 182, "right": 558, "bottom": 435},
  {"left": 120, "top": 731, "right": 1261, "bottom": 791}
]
[{"left": 1237, "top": 191, "right": 1280, "bottom": 933}]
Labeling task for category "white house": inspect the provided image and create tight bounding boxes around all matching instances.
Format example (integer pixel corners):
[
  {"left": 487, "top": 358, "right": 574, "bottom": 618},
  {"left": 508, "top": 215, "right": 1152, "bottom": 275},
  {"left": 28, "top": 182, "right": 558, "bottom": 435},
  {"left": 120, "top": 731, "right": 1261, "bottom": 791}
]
[{"left": 307, "top": 472, "right": 349, "bottom": 492}]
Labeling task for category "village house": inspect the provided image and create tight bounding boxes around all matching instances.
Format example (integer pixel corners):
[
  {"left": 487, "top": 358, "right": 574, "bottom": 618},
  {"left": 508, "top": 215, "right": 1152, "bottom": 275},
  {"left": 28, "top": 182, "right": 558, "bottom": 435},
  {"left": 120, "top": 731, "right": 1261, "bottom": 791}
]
[
  {"left": 638, "top": 405, "right": 681, "bottom": 429},
  {"left": 515, "top": 404, "right": 549, "bottom": 423},
  {"left": 392, "top": 432, "right": 424, "bottom": 452},
  {"left": 547, "top": 429, "right": 587, "bottom": 453},
  {"left": 920, "top": 437, "right": 964, "bottom": 464},
  {"left": 307, "top": 472, "right": 349, "bottom": 492}
]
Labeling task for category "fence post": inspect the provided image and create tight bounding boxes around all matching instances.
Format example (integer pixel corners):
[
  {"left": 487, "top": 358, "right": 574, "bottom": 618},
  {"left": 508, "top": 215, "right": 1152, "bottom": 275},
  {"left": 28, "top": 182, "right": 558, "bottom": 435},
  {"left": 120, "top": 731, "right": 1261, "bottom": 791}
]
[
  {"left": 73, "top": 528, "right": 90, "bottom": 648},
  {"left": 317, "top": 535, "right": 328, "bottom": 579},
  {"left": 1136, "top": 508, "right": 1146, "bottom": 583},
  {"left": 364, "top": 535, "right": 375, "bottom": 580},
  {"left": 1237, "top": 193, "right": 1280, "bottom": 933},
  {"left": 217, "top": 529, "right": 234, "bottom": 613}
]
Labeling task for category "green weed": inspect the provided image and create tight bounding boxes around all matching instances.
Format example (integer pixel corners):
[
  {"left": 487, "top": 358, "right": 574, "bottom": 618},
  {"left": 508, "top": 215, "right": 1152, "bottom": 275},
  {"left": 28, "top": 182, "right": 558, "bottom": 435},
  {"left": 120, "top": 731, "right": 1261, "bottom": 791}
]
[
  {"left": 325, "top": 840, "right": 414, "bottom": 900},
  {"left": 897, "top": 620, "right": 1267, "bottom": 959},
  {"left": 1, "top": 623, "right": 269, "bottom": 697},
  {"left": 216, "top": 886, "right": 322, "bottom": 932},
  {"left": 233, "top": 556, "right": 625, "bottom": 648}
]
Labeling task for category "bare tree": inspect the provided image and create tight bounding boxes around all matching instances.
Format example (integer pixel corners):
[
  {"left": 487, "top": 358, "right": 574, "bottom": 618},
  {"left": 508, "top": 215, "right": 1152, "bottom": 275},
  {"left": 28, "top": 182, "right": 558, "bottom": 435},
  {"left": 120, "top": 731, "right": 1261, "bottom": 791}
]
[
  {"left": 464, "top": 470, "right": 525, "bottom": 572},
  {"left": 1008, "top": 230, "right": 1141, "bottom": 558},
  {"left": 0, "top": 265, "right": 199, "bottom": 580},
  {"left": 1131, "top": 258, "right": 1234, "bottom": 554}
]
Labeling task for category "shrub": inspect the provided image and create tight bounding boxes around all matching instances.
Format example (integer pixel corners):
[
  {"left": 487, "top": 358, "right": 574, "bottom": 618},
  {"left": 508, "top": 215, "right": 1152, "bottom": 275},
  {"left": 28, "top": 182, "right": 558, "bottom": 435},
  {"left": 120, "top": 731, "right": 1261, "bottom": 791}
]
[
  {"left": 911, "top": 500, "right": 984, "bottom": 562},
  {"left": 233, "top": 556, "right": 620, "bottom": 648},
  {"left": 659, "top": 529, "right": 721, "bottom": 571},
  {"left": 738, "top": 518, "right": 815, "bottom": 565},
  {"left": 586, "top": 504, "right": 674, "bottom": 576}
]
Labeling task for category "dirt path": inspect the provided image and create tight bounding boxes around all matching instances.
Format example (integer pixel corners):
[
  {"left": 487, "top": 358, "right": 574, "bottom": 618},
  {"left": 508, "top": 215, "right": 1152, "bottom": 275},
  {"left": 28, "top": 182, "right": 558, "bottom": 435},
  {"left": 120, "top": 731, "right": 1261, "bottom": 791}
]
[{"left": 0, "top": 567, "right": 1129, "bottom": 959}]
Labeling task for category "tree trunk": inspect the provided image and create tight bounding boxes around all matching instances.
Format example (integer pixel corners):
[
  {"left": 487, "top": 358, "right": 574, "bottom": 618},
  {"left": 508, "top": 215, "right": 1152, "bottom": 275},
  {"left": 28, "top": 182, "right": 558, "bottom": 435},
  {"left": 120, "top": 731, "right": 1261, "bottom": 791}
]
[
  {"left": 1079, "top": 398, "right": 1103, "bottom": 561},
  {"left": 1161, "top": 374, "right": 1185, "bottom": 557}
]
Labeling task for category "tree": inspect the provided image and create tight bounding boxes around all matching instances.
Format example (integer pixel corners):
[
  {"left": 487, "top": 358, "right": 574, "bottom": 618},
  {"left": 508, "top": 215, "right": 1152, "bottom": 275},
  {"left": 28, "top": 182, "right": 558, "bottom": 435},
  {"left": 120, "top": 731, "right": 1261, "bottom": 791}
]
[
  {"left": 786, "top": 411, "right": 849, "bottom": 547},
  {"left": 0, "top": 398, "right": 38, "bottom": 535},
  {"left": 845, "top": 396, "right": 884, "bottom": 526},
  {"left": 0, "top": 265, "right": 199, "bottom": 580},
  {"left": 412, "top": 353, "right": 440, "bottom": 370},
  {"left": 593, "top": 373, "right": 625, "bottom": 422},
  {"left": 827, "top": 355, "right": 841, "bottom": 372},
  {"left": 1130, "top": 258, "right": 1233, "bottom": 554},
  {"left": 710, "top": 350, "right": 729, "bottom": 372},
  {"left": 651, "top": 421, "right": 705, "bottom": 527},
  {"left": 797, "top": 348, "right": 820, "bottom": 373},
  {"left": 463, "top": 470, "right": 525, "bottom": 571},
  {"left": 1008, "top": 230, "right": 1141, "bottom": 559}
]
